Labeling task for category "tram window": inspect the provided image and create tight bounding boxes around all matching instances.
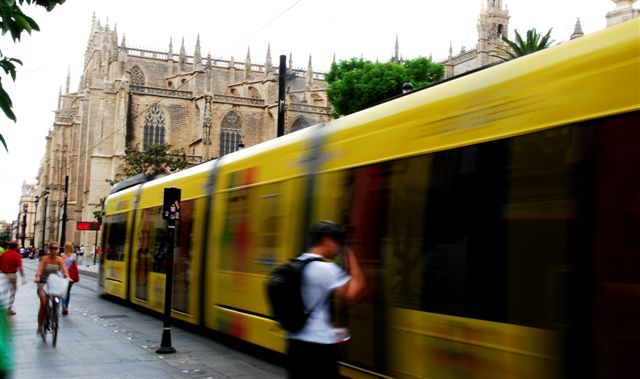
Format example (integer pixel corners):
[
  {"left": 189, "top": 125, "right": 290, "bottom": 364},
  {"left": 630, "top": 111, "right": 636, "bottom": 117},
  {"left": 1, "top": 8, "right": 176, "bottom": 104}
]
[
  {"left": 137, "top": 206, "right": 169, "bottom": 273},
  {"left": 135, "top": 208, "right": 154, "bottom": 300},
  {"left": 341, "top": 123, "right": 594, "bottom": 329},
  {"left": 173, "top": 200, "right": 194, "bottom": 312},
  {"left": 147, "top": 206, "right": 169, "bottom": 273},
  {"left": 104, "top": 213, "right": 127, "bottom": 261}
]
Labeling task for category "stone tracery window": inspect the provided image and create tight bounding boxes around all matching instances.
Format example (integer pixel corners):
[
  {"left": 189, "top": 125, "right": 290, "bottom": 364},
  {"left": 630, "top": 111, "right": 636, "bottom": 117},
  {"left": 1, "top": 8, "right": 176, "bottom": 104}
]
[
  {"left": 290, "top": 116, "right": 310, "bottom": 133},
  {"left": 220, "top": 111, "right": 242, "bottom": 156},
  {"left": 143, "top": 105, "right": 166, "bottom": 150},
  {"left": 249, "top": 87, "right": 261, "bottom": 99},
  {"left": 130, "top": 65, "right": 145, "bottom": 86}
]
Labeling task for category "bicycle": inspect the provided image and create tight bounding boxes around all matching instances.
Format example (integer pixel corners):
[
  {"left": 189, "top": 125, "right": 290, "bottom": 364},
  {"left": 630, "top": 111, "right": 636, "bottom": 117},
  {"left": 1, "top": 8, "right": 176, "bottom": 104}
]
[
  {"left": 42, "top": 275, "right": 68, "bottom": 347},
  {"left": 41, "top": 290, "right": 61, "bottom": 346}
]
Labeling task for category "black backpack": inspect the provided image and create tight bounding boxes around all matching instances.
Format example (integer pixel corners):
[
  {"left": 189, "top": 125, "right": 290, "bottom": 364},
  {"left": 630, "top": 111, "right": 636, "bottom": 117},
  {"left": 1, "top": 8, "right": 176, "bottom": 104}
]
[{"left": 267, "top": 257, "right": 321, "bottom": 332}]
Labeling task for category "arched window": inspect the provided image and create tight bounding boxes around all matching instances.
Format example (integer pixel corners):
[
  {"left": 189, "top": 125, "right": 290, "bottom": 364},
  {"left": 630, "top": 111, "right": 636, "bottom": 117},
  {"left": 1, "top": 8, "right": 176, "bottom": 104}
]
[
  {"left": 220, "top": 111, "right": 242, "bottom": 156},
  {"left": 249, "top": 87, "right": 261, "bottom": 99},
  {"left": 143, "top": 105, "right": 166, "bottom": 150},
  {"left": 291, "top": 117, "right": 310, "bottom": 132},
  {"left": 130, "top": 66, "right": 145, "bottom": 86}
]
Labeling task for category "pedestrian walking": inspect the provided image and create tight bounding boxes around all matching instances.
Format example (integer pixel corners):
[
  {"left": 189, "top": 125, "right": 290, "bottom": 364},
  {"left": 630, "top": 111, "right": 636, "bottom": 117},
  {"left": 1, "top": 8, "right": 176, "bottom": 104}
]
[
  {"left": 0, "top": 242, "right": 25, "bottom": 315},
  {"left": 279, "top": 221, "right": 366, "bottom": 379},
  {"left": 61, "top": 242, "right": 79, "bottom": 315}
]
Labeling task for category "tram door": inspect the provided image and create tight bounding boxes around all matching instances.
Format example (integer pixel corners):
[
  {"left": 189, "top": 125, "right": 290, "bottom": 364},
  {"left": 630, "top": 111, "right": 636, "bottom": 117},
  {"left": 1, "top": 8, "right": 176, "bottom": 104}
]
[{"left": 332, "top": 164, "right": 390, "bottom": 374}]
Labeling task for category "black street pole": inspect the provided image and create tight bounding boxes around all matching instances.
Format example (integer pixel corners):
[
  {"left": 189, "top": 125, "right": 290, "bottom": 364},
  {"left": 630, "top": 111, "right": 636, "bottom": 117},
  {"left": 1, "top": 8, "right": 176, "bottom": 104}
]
[
  {"left": 41, "top": 188, "right": 50, "bottom": 252},
  {"left": 21, "top": 204, "right": 27, "bottom": 248},
  {"left": 157, "top": 187, "right": 180, "bottom": 354},
  {"left": 277, "top": 54, "right": 286, "bottom": 137},
  {"left": 59, "top": 175, "right": 69, "bottom": 246}
]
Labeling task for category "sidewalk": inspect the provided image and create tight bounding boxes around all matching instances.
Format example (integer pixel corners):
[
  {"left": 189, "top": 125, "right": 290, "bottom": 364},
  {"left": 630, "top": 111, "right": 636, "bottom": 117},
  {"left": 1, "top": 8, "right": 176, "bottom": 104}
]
[
  {"left": 76, "top": 254, "right": 99, "bottom": 278},
  {"left": 8, "top": 259, "right": 286, "bottom": 379}
]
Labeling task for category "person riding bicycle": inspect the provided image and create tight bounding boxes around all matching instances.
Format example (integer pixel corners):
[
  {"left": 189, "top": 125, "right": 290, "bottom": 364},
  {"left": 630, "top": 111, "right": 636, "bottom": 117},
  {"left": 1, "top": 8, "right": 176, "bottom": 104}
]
[{"left": 34, "top": 242, "right": 69, "bottom": 336}]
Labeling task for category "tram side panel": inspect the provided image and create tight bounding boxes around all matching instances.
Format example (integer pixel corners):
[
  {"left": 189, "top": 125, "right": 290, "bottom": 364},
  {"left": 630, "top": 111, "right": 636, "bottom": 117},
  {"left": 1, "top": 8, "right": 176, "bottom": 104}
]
[
  {"left": 127, "top": 174, "right": 209, "bottom": 325},
  {"left": 204, "top": 166, "right": 308, "bottom": 352}
]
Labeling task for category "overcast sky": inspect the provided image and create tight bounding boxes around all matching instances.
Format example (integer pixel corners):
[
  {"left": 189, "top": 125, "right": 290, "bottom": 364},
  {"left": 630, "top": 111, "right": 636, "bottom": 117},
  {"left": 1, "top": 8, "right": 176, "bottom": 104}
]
[{"left": 0, "top": 0, "right": 617, "bottom": 221}]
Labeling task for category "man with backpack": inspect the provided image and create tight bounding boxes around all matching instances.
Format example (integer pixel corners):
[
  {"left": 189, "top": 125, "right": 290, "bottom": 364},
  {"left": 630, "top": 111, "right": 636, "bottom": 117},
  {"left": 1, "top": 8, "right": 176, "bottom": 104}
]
[{"left": 269, "top": 221, "right": 366, "bottom": 378}]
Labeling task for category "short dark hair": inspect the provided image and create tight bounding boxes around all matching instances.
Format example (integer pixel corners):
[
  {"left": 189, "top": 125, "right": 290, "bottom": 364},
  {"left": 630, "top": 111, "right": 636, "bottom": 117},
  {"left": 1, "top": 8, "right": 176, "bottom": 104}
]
[
  {"left": 308, "top": 221, "right": 345, "bottom": 246},
  {"left": 8, "top": 241, "right": 18, "bottom": 249}
]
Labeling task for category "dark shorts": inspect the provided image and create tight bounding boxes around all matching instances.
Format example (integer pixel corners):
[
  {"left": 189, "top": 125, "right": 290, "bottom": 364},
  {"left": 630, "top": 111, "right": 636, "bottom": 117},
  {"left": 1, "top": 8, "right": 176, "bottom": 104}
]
[{"left": 287, "top": 339, "right": 340, "bottom": 379}]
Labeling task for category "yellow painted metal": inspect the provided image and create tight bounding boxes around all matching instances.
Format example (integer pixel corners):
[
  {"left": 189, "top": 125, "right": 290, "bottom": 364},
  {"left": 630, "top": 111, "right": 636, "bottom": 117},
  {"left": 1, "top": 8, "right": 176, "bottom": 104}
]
[
  {"left": 388, "top": 308, "right": 560, "bottom": 379},
  {"left": 319, "top": 19, "right": 639, "bottom": 174}
]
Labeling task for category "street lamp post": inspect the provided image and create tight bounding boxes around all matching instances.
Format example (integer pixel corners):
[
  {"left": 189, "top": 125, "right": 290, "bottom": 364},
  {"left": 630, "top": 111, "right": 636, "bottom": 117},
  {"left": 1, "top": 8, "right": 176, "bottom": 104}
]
[
  {"left": 21, "top": 203, "right": 27, "bottom": 248},
  {"left": 34, "top": 196, "right": 39, "bottom": 248},
  {"left": 41, "top": 188, "right": 50, "bottom": 252},
  {"left": 59, "top": 175, "right": 69, "bottom": 246}
]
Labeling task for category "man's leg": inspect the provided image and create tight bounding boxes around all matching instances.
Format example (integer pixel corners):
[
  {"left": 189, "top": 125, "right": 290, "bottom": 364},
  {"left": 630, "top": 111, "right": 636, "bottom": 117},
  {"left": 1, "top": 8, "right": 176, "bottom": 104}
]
[{"left": 6, "top": 274, "right": 17, "bottom": 314}]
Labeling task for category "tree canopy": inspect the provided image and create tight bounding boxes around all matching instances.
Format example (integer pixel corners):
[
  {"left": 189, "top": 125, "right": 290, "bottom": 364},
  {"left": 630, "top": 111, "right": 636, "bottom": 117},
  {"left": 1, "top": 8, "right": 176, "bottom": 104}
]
[
  {"left": 500, "top": 28, "right": 554, "bottom": 60},
  {"left": 0, "top": 0, "right": 66, "bottom": 151},
  {"left": 121, "top": 143, "right": 190, "bottom": 178},
  {"left": 325, "top": 57, "right": 444, "bottom": 117}
]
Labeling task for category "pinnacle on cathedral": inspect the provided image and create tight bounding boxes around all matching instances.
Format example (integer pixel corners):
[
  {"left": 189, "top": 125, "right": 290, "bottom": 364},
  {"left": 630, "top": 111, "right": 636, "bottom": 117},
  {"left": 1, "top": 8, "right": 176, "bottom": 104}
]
[
  {"left": 571, "top": 18, "right": 584, "bottom": 39},
  {"left": 194, "top": 34, "right": 202, "bottom": 70},
  {"left": 265, "top": 43, "right": 272, "bottom": 73}
]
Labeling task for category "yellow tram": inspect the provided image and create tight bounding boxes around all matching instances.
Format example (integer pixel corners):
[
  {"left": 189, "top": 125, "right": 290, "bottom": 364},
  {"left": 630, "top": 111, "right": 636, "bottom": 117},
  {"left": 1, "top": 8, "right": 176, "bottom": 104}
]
[{"left": 100, "top": 20, "right": 640, "bottom": 378}]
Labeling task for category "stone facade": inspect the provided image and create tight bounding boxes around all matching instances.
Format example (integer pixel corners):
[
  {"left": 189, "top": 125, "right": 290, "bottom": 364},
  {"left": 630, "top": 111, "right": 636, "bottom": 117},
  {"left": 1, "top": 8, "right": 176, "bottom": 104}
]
[
  {"left": 32, "top": 14, "right": 331, "bottom": 248},
  {"left": 440, "top": 0, "right": 511, "bottom": 79},
  {"left": 441, "top": 0, "right": 638, "bottom": 79}
]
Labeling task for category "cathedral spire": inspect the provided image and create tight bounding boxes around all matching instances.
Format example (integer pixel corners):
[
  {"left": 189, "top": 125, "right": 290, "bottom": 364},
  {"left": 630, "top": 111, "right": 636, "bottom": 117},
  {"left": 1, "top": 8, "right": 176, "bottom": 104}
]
[
  {"left": 58, "top": 86, "right": 62, "bottom": 109},
  {"left": 194, "top": 34, "right": 202, "bottom": 70},
  {"left": 571, "top": 18, "right": 584, "bottom": 39},
  {"left": 393, "top": 34, "right": 400, "bottom": 62},
  {"left": 306, "top": 54, "right": 313, "bottom": 87},
  {"left": 244, "top": 47, "right": 251, "bottom": 80},
  {"left": 288, "top": 52, "right": 293, "bottom": 70},
  {"left": 65, "top": 66, "right": 70, "bottom": 94},
  {"left": 120, "top": 34, "right": 126, "bottom": 48},
  {"left": 265, "top": 43, "right": 272, "bottom": 73},
  {"left": 168, "top": 37, "right": 173, "bottom": 60},
  {"left": 179, "top": 37, "right": 186, "bottom": 72}
]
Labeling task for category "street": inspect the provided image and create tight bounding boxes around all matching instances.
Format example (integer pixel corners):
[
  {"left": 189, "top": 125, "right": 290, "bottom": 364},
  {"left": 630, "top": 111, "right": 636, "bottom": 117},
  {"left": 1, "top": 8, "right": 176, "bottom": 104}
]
[{"left": 6, "top": 259, "right": 285, "bottom": 379}]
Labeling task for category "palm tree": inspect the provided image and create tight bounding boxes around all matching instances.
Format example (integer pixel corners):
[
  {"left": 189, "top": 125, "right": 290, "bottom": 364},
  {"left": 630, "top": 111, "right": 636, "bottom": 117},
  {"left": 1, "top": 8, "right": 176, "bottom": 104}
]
[{"left": 500, "top": 28, "right": 554, "bottom": 60}]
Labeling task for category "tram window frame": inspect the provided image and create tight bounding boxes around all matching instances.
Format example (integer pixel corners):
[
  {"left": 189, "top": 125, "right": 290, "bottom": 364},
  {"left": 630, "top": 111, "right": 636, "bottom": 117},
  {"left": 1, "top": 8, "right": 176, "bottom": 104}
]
[{"left": 104, "top": 212, "right": 128, "bottom": 262}]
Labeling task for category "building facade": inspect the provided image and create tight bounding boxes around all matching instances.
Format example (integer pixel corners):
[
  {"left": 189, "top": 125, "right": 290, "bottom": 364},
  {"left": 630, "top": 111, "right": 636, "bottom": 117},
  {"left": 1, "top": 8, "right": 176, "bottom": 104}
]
[
  {"left": 440, "top": 0, "right": 638, "bottom": 79},
  {"left": 33, "top": 14, "right": 331, "bottom": 248}
]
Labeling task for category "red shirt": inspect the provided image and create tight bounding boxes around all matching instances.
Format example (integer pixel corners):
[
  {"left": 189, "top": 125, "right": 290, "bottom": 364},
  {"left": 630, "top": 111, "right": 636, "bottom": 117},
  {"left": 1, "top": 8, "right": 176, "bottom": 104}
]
[{"left": 0, "top": 249, "right": 22, "bottom": 273}]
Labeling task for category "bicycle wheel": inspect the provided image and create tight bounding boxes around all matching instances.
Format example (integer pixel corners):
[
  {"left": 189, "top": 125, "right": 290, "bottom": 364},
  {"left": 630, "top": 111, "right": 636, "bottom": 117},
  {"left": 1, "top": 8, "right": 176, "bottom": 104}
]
[
  {"left": 51, "top": 299, "right": 58, "bottom": 347},
  {"left": 42, "top": 304, "right": 49, "bottom": 343}
]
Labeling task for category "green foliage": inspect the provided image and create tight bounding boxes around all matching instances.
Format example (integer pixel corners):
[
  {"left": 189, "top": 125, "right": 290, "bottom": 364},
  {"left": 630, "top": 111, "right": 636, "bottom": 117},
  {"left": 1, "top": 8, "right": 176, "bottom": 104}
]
[
  {"left": 0, "top": 226, "right": 11, "bottom": 243},
  {"left": 500, "top": 28, "right": 554, "bottom": 60},
  {"left": 122, "top": 143, "right": 190, "bottom": 178},
  {"left": 93, "top": 197, "right": 105, "bottom": 223},
  {"left": 0, "top": 0, "right": 65, "bottom": 152},
  {"left": 326, "top": 57, "right": 444, "bottom": 117}
]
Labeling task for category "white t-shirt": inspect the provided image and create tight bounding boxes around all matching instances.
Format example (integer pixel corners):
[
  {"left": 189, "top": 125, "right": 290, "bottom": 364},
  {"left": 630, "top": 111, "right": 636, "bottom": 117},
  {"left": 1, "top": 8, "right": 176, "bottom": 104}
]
[{"left": 287, "top": 253, "right": 350, "bottom": 344}]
